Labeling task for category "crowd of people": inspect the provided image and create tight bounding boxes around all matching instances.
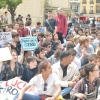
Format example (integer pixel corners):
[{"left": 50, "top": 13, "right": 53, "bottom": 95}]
[{"left": 0, "top": 7, "right": 100, "bottom": 100}]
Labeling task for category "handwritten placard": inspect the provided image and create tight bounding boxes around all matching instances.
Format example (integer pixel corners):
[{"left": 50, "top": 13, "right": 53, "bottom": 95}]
[
  {"left": 0, "top": 78, "right": 38, "bottom": 100},
  {"left": 20, "top": 37, "right": 38, "bottom": 51},
  {"left": 0, "top": 32, "right": 12, "bottom": 48}
]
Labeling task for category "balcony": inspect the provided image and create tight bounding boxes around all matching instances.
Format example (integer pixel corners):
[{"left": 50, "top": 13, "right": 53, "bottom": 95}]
[
  {"left": 89, "top": 10, "right": 94, "bottom": 14},
  {"left": 96, "top": 10, "right": 100, "bottom": 13},
  {"left": 82, "top": 1, "right": 86, "bottom": 4},
  {"left": 96, "top": 0, "right": 100, "bottom": 3}
]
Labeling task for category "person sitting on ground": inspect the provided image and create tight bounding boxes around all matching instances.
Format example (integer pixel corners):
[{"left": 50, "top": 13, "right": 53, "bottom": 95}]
[
  {"left": 31, "top": 22, "right": 44, "bottom": 34},
  {"left": 38, "top": 32, "right": 45, "bottom": 46},
  {"left": 14, "top": 60, "right": 61, "bottom": 100},
  {"left": 18, "top": 50, "right": 32, "bottom": 68},
  {"left": 41, "top": 41, "right": 54, "bottom": 58},
  {"left": 0, "top": 50, "right": 23, "bottom": 81},
  {"left": 21, "top": 56, "right": 37, "bottom": 82},
  {"left": 18, "top": 21, "right": 29, "bottom": 37},
  {"left": 71, "top": 63, "right": 100, "bottom": 100},
  {"left": 52, "top": 51, "right": 80, "bottom": 98},
  {"left": 34, "top": 46, "right": 46, "bottom": 66},
  {"left": 80, "top": 54, "right": 100, "bottom": 78},
  {"left": 5, "top": 24, "right": 13, "bottom": 32},
  {"left": 48, "top": 49, "right": 61, "bottom": 65},
  {"left": 53, "top": 33, "right": 59, "bottom": 41},
  {"left": 45, "top": 32, "right": 56, "bottom": 51},
  {"left": 55, "top": 40, "right": 64, "bottom": 51},
  {"left": 11, "top": 32, "right": 21, "bottom": 55},
  {"left": 12, "top": 22, "right": 19, "bottom": 33},
  {"left": 75, "top": 36, "right": 94, "bottom": 66}
]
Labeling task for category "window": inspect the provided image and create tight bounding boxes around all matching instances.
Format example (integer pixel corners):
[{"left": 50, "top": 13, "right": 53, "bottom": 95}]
[
  {"left": 72, "top": 5, "right": 78, "bottom": 12},
  {"left": 82, "top": 0, "right": 86, "bottom": 4},
  {"left": 90, "top": 0, "right": 94, "bottom": 3},
  {"left": 83, "top": 6, "right": 86, "bottom": 11},
  {"left": 90, "top": 0, "right": 93, "bottom": 2},
  {"left": 96, "top": 6, "right": 100, "bottom": 13},
  {"left": 96, "top": 0, "right": 100, "bottom": 3},
  {"left": 90, "top": 6, "right": 93, "bottom": 10},
  {"left": 90, "top": 6, "right": 93, "bottom": 13}
]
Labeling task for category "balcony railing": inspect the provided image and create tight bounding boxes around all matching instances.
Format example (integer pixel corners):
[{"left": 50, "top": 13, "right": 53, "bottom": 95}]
[
  {"left": 96, "top": 10, "right": 100, "bottom": 13},
  {"left": 96, "top": 0, "right": 100, "bottom": 3},
  {"left": 89, "top": 10, "right": 94, "bottom": 14}
]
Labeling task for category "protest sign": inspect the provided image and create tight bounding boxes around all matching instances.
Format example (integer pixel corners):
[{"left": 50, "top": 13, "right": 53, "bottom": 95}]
[
  {"left": 0, "top": 47, "right": 12, "bottom": 61},
  {"left": 0, "top": 32, "right": 12, "bottom": 48},
  {"left": 0, "top": 78, "right": 38, "bottom": 100},
  {"left": 20, "top": 37, "right": 38, "bottom": 51}
]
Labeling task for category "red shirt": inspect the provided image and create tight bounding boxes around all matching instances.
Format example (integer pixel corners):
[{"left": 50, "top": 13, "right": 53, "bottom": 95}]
[
  {"left": 54, "top": 14, "right": 67, "bottom": 36},
  {"left": 18, "top": 28, "right": 29, "bottom": 37}
]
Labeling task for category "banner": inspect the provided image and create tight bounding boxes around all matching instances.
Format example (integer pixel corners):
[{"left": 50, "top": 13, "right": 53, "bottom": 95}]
[
  {"left": 0, "top": 78, "right": 38, "bottom": 100},
  {"left": 0, "top": 47, "right": 12, "bottom": 61},
  {"left": 0, "top": 32, "right": 12, "bottom": 48},
  {"left": 20, "top": 37, "right": 38, "bottom": 51}
]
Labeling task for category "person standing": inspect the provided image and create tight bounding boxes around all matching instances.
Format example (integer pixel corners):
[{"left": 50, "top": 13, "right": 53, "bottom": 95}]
[
  {"left": 4, "top": 11, "right": 8, "bottom": 24},
  {"left": 54, "top": 7, "right": 67, "bottom": 44},
  {"left": 44, "top": 10, "right": 57, "bottom": 34}
]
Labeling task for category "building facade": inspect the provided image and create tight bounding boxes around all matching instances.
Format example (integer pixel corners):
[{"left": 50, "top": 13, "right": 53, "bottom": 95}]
[
  {"left": 0, "top": 0, "right": 70, "bottom": 25},
  {"left": 80, "top": 0, "right": 100, "bottom": 16},
  {"left": 70, "top": 0, "right": 80, "bottom": 14}
]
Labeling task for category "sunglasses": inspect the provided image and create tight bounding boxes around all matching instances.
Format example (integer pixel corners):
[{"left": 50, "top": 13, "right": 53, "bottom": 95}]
[{"left": 44, "top": 82, "right": 47, "bottom": 91}]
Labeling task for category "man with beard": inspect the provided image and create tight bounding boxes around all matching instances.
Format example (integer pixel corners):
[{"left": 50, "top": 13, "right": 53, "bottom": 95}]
[{"left": 34, "top": 46, "right": 46, "bottom": 66}]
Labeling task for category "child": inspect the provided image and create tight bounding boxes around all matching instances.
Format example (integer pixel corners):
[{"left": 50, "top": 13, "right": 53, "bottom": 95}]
[{"left": 21, "top": 56, "right": 37, "bottom": 82}]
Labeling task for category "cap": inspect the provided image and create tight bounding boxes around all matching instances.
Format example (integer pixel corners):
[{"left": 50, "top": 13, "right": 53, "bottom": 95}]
[{"left": 57, "top": 7, "right": 62, "bottom": 11}]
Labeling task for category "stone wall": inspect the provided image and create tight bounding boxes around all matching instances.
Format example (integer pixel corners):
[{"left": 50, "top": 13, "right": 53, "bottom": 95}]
[{"left": 0, "top": 0, "right": 70, "bottom": 26}]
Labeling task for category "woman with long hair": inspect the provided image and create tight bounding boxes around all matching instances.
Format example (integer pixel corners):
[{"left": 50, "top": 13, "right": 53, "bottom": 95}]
[
  {"left": 15, "top": 60, "right": 61, "bottom": 100},
  {"left": 0, "top": 50, "right": 23, "bottom": 81},
  {"left": 71, "top": 63, "right": 100, "bottom": 100}
]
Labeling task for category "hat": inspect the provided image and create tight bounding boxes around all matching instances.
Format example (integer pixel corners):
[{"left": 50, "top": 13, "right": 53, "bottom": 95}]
[{"left": 57, "top": 7, "right": 62, "bottom": 11}]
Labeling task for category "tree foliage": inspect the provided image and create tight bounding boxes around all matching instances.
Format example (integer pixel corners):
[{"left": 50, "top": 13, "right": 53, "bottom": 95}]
[{"left": 0, "top": 0, "right": 22, "bottom": 23}]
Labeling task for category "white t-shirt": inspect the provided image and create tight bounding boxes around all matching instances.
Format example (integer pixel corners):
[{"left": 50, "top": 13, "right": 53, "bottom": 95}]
[{"left": 28, "top": 73, "right": 60, "bottom": 96}]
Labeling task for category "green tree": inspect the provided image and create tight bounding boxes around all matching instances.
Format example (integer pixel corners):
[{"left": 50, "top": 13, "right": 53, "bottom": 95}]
[{"left": 0, "top": 0, "right": 22, "bottom": 23}]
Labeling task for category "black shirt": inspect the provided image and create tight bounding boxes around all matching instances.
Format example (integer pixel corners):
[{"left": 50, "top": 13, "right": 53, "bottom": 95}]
[
  {"left": 60, "top": 63, "right": 68, "bottom": 77},
  {"left": 21, "top": 66, "right": 38, "bottom": 82},
  {"left": 44, "top": 18, "right": 57, "bottom": 34},
  {"left": 45, "top": 50, "right": 54, "bottom": 58},
  {"left": 12, "top": 41, "right": 21, "bottom": 55}
]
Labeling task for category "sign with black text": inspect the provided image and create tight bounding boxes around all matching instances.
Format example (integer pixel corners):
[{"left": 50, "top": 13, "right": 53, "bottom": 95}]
[
  {"left": 20, "top": 37, "right": 38, "bottom": 51},
  {"left": 0, "top": 32, "right": 12, "bottom": 48}
]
